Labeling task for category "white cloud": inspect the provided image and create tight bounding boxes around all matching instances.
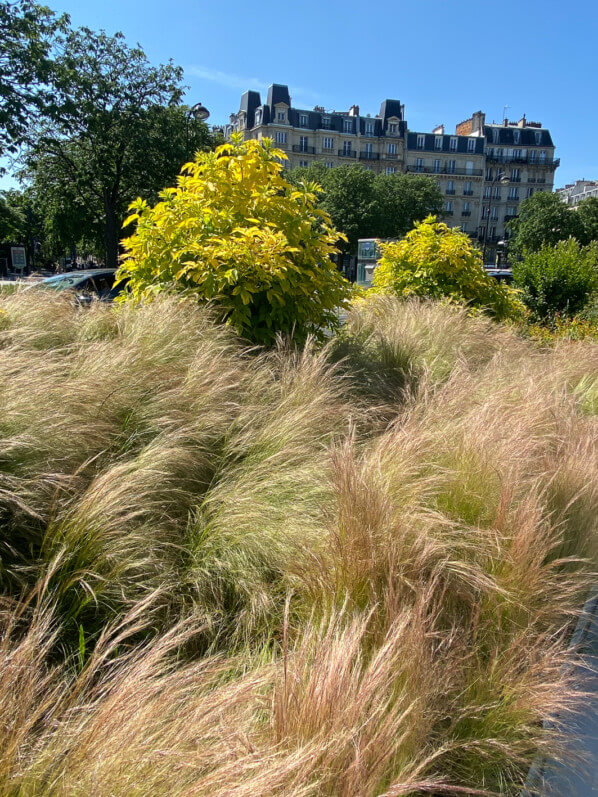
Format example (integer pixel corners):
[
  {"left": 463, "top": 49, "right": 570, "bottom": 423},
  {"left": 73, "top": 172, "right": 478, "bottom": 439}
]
[{"left": 185, "top": 66, "right": 321, "bottom": 104}]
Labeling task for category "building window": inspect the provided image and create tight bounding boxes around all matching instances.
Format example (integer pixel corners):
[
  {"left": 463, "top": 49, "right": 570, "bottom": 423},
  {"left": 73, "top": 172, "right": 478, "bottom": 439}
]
[
  {"left": 463, "top": 201, "right": 470, "bottom": 212},
  {"left": 417, "top": 134, "right": 425, "bottom": 149},
  {"left": 511, "top": 168, "right": 520, "bottom": 181},
  {"left": 326, "top": 161, "right": 334, "bottom": 168},
  {"left": 275, "top": 131, "right": 287, "bottom": 144},
  {"left": 539, "top": 150, "right": 546, "bottom": 162},
  {"left": 446, "top": 180, "right": 455, "bottom": 194},
  {"left": 464, "top": 181, "right": 472, "bottom": 194},
  {"left": 462, "top": 222, "right": 467, "bottom": 231},
  {"left": 486, "top": 167, "right": 493, "bottom": 180},
  {"left": 535, "top": 131, "right": 542, "bottom": 145},
  {"left": 365, "top": 121, "right": 374, "bottom": 135},
  {"left": 507, "top": 205, "right": 516, "bottom": 216},
  {"left": 484, "top": 186, "right": 491, "bottom": 199},
  {"left": 277, "top": 111, "right": 285, "bottom": 122},
  {"left": 416, "top": 157, "right": 424, "bottom": 172},
  {"left": 492, "top": 128, "right": 499, "bottom": 144},
  {"left": 447, "top": 159, "right": 456, "bottom": 174},
  {"left": 365, "top": 142, "right": 373, "bottom": 155},
  {"left": 491, "top": 207, "right": 498, "bottom": 220},
  {"left": 482, "top": 206, "right": 489, "bottom": 219},
  {"left": 467, "top": 138, "right": 475, "bottom": 152},
  {"left": 321, "top": 117, "right": 331, "bottom": 129},
  {"left": 387, "top": 142, "right": 397, "bottom": 155},
  {"left": 299, "top": 160, "right": 308, "bottom": 167},
  {"left": 513, "top": 149, "right": 522, "bottom": 159},
  {"left": 389, "top": 123, "right": 397, "bottom": 134},
  {"left": 445, "top": 200, "right": 453, "bottom": 212},
  {"left": 508, "top": 187, "right": 519, "bottom": 199},
  {"left": 493, "top": 187, "right": 501, "bottom": 200},
  {"left": 255, "top": 110, "right": 262, "bottom": 125},
  {"left": 299, "top": 114, "right": 308, "bottom": 127},
  {"left": 513, "top": 129, "right": 521, "bottom": 144},
  {"left": 386, "top": 166, "right": 396, "bottom": 174},
  {"left": 434, "top": 159, "right": 441, "bottom": 173},
  {"left": 343, "top": 141, "right": 352, "bottom": 155},
  {"left": 343, "top": 119, "right": 352, "bottom": 133},
  {"left": 435, "top": 136, "right": 442, "bottom": 150},
  {"left": 299, "top": 136, "right": 309, "bottom": 152},
  {"left": 529, "top": 150, "right": 537, "bottom": 163},
  {"left": 450, "top": 137, "right": 457, "bottom": 151},
  {"left": 527, "top": 187, "right": 534, "bottom": 197},
  {"left": 323, "top": 136, "right": 334, "bottom": 150}
]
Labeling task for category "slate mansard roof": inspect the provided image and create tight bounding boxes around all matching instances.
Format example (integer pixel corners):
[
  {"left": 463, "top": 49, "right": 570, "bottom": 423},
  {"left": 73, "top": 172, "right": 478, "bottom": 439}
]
[{"left": 239, "top": 85, "right": 407, "bottom": 137}]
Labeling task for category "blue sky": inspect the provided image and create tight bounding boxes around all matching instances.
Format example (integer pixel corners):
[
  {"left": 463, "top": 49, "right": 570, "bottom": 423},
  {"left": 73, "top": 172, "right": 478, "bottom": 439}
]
[{"left": 3, "top": 0, "right": 597, "bottom": 188}]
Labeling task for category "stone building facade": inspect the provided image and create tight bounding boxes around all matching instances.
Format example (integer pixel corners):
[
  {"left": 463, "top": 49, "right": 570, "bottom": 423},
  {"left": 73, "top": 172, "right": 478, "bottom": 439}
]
[{"left": 227, "top": 86, "right": 559, "bottom": 263}]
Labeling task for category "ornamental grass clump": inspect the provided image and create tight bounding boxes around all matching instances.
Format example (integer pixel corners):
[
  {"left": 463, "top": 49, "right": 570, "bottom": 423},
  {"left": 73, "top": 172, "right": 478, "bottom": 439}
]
[
  {"left": 0, "top": 291, "right": 596, "bottom": 795},
  {"left": 118, "top": 134, "right": 352, "bottom": 345}
]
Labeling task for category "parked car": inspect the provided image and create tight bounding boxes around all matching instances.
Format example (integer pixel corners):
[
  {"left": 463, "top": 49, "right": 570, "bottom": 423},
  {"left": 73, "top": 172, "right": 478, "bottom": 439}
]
[{"left": 32, "top": 269, "right": 128, "bottom": 302}]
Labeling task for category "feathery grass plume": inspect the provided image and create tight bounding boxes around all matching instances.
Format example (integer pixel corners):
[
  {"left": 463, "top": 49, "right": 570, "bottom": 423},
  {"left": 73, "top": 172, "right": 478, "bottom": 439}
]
[{"left": 0, "top": 291, "right": 596, "bottom": 793}]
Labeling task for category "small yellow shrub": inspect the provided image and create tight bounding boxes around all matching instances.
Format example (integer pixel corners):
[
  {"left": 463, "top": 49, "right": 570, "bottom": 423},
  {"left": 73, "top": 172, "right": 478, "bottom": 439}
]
[{"left": 118, "top": 134, "right": 351, "bottom": 344}]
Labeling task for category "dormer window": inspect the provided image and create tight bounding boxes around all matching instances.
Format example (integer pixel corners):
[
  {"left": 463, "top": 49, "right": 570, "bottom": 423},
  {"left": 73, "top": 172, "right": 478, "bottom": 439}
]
[
  {"left": 277, "top": 111, "right": 285, "bottom": 122},
  {"left": 255, "top": 110, "right": 262, "bottom": 126},
  {"left": 535, "top": 131, "right": 542, "bottom": 145},
  {"left": 435, "top": 136, "right": 442, "bottom": 150},
  {"left": 389, "top": 123, "right": 397, "bottom": 134},
  {"left": 513, "top": 129, "right": 520, "bottom": 144},
  {"left": 343, "top": 119, "right": 352, "bottom": 133},
  {"left": 417, "top": 134, "right": 425, "bottom": 149},
  {"left": 299, "top": 114, "right": 308, "bottom": 127},
  {"left": 450, "top": 137, "right": 457, "bottom": 151},
  {"left": 365, "top": 120, "right": 374, "bottom": 135},
  {"left": 492, "top": 128, "right": 499, "bottom": 144},
  {"left": 467, "top": 138, "right": 475, "bottom": 152},
  {"left": 322, "top": 116, "right": 331, "bottom": 129}
]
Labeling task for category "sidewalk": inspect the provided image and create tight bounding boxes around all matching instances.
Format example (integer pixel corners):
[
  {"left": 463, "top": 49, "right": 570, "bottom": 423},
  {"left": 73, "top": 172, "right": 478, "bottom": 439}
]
[{"left": 524, "top": 592, "right": 598, "bottom": 795}]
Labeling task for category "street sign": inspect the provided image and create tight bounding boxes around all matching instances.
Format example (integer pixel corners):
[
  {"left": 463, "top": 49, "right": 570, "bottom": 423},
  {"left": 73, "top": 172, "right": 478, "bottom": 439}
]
[{"left": 10, "top": 246, "right": 27, "bottom": 274}]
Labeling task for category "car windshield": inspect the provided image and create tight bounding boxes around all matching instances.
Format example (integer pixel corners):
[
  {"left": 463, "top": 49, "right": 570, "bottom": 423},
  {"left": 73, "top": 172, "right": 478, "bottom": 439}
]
[{"left": 39, "top": 274, "right": 91, "bottom": 291}]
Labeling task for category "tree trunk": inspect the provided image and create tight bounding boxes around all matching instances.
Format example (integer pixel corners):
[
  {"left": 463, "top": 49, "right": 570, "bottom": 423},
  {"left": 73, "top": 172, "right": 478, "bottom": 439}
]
[{"left": 103, "top": 197, "right": 119, "bottom": 270}]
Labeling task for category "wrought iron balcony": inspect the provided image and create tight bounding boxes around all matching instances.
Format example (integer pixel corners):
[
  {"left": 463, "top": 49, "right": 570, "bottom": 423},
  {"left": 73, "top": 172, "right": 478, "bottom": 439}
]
[
  {"left": 292, "top": 145, "right": 315, "bottom": 154},
  {"left": 359, "top": 151, "right": 380, "bottom": 160},
  {"left": 385, "top": 152, "right": 399, "bottom": 160},
  {"left": 463, "top": 189, "right": 474, "bottom": 195},
  {"left": 446, "top": 189, "right": 456, "bottom": 195},
  {"left": 461, "top": 210, "right": 471, "bottom": 216},
  {"left": 338, "top": 149, "right": 357, "bottom": 158},
  {"left": 406, "top": 165, "right": 483, "bottom": 176},
  {"left": 486, "top": 153, "right": 560, "bottom": 167}
]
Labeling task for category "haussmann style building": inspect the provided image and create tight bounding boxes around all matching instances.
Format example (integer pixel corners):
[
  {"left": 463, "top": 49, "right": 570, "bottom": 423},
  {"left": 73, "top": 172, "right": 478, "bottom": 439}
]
[{"left": 226, "top": 84, "right": 559, "bottom": 264}]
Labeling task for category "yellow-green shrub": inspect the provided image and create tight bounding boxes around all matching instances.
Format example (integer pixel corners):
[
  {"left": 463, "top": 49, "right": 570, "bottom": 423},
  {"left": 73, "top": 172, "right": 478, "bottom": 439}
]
[
  {"left": 118, "top": 134, "right": 351, "bottom": 344},
  {"left": 372, "top": 215, "right": 522, "bottom": 320}
]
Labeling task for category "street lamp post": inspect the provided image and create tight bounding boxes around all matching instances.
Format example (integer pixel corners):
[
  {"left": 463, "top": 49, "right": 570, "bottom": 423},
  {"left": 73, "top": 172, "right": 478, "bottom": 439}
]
[
  {"left": 185, "top": 102, "right": 210, "bottom": 159},
  {"left": 482, "top": 171, "right": 509, "bottom": 263}
]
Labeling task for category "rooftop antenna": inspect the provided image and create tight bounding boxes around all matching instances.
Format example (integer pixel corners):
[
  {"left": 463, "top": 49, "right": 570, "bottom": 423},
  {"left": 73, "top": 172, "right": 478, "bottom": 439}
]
[{"left": 502, "top": 104, "right": 510, "bottom": 122}]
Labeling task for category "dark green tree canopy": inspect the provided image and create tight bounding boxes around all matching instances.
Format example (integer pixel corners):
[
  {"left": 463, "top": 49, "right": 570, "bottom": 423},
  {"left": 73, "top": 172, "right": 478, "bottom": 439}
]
[
  {"left": 577, "top": 196, "right": 598, "bottom": 245},
  {"left": 507, "top": 192, "right": 583, "bottom": 256},
  {"left": 289, "top": 162, "right": 443, "bottom": 251},
  {"left": 21, "top": 27, "right": 212, "bottom": 268},
  {"left": 0, "top": 0, "right": 67, "bottom": 156}
]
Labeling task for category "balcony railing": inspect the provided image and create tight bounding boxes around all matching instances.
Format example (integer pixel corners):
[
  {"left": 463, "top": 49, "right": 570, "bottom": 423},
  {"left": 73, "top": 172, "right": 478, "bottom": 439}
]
[
  {"left": 504, "top": 214, "right": 518, "bottom": 222},
  {"left": 446, "top": 189, "right": 455, "bottom": 195},
  {"left": 444, "top": 210, "right": 454, "bottom": 216},
  {"left": 406, "top": 165, "right": 483, "bottom": 176},
  {"left": 359, "top": 151, "right": 380, "bottom": 161},
  {"left": 463, "top": 189, "right": 474, "bottom": 195},
  {"left": 461, "top": 210, "right": 471, "bottom": 216},
  {"left": 510, "top": 177, "right": 521, "bottom": 183},
  {"left": 292, "top": 145, "right": 315, "bottom": 154},
  {"left": 338, "top": 149, "right": 357, "bottom": 158},
  {"left": 486, "top": 153, "right": 560, "bottom": 168},
  {"left": 385, "top": 152, "right": 399, "bottom": 160}
]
